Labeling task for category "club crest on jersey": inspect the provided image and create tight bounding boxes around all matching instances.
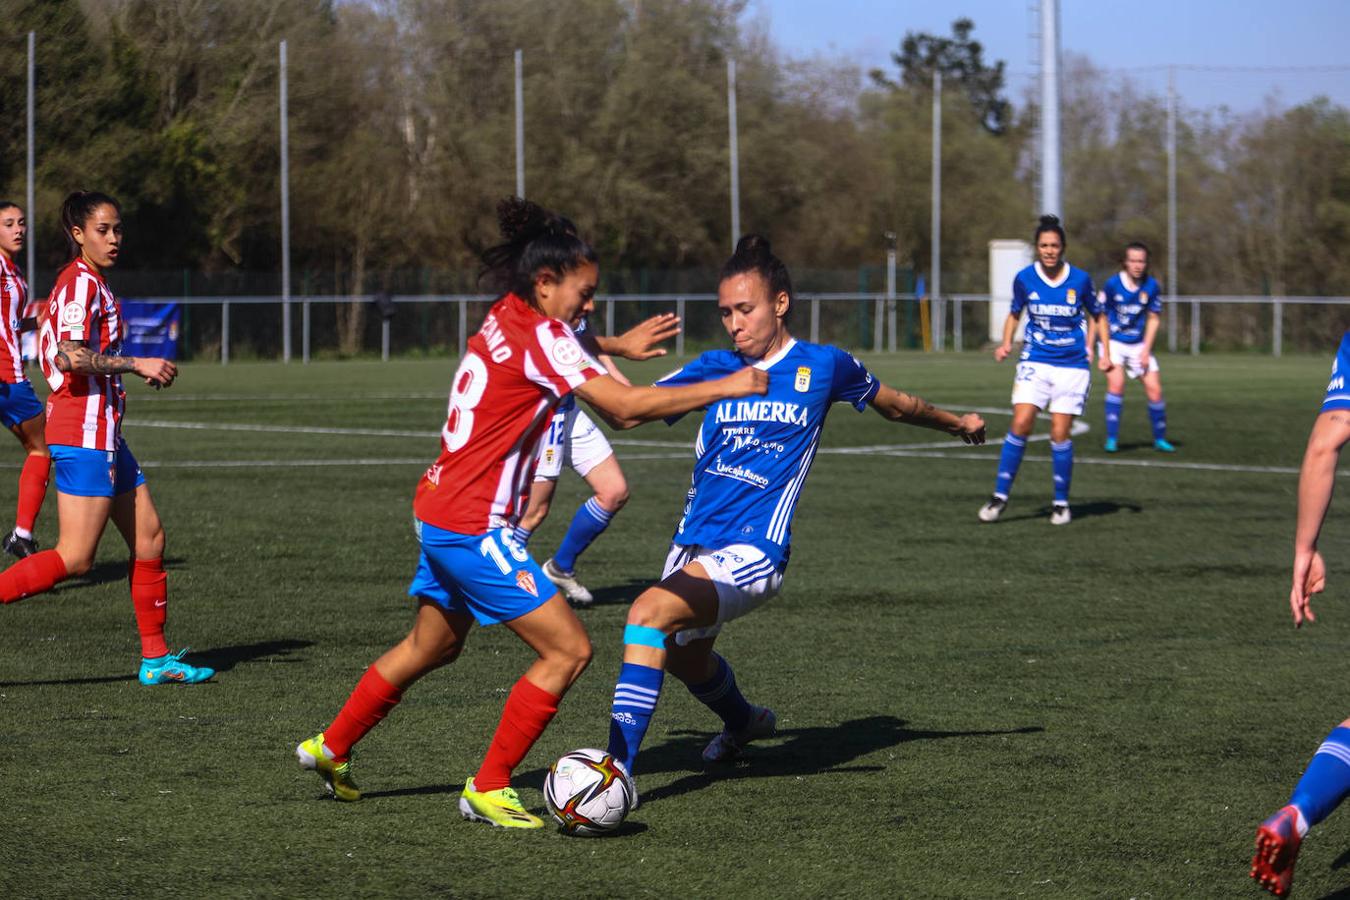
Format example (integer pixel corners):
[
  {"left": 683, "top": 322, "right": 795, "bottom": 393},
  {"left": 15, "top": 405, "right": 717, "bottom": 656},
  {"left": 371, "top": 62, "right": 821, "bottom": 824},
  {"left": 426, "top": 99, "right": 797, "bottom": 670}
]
[
  {"left": 549, "top": 335, "right": 582, "bottom": 370},
  {"left": 794, "top": 366, "right": 811, "bottom": 392},
  {"left": 1066, "top": 289, "right": 1077, "bottom": 303},
  {"left": 61, "top": 302, "right": 84, "bottom": 326},
  {"left": 516, "top": 570, "right": 538, "bottom": 596}
]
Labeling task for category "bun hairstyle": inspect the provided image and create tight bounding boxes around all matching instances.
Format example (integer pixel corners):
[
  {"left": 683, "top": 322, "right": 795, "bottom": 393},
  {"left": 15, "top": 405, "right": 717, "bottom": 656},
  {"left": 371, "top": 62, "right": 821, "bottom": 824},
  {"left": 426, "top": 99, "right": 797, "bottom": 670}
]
[
  {"left": 1033, "top": 213, "right": 1066, "bottom": 246},
  {"left": 61, "top": 190, "right": 121, "bottom": 258},
  {"left": 719, "top": 234, "right": 793, "bottom": 323},
  {"left": 479, "top": 196, "right": 598, "bottom": 302}
]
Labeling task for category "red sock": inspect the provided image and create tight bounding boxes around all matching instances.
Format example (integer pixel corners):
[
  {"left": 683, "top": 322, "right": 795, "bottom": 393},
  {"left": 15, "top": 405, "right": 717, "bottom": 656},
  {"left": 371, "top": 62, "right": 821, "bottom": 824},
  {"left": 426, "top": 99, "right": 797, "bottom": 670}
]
[
  {"left": 130, "top": 558, "right": 169, "bottom": 659},
  {"left": 0, "top": 549, "right": 67, "bottom": 603},
  {"left": 324, "top": 666, "right": 404, "bottom": 762},
  {"left": 14, "top": 453, "right": 50, "bottom": 534},
  {"left": 474, "top": 676, "right": 561, "bottom": 792}
]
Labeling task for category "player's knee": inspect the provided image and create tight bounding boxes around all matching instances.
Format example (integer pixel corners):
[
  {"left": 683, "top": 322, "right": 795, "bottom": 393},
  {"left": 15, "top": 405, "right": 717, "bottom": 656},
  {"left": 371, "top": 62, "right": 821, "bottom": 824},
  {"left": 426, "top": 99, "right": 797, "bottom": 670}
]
[
  {"left": 596, "top": 484, "right": 629, "bottom": 512},
  {"left": 548, "top": 634, "right": 593, "bottom": 684},
  {"left": 625, "top": 593, "right": 674, "bottom": 631}
]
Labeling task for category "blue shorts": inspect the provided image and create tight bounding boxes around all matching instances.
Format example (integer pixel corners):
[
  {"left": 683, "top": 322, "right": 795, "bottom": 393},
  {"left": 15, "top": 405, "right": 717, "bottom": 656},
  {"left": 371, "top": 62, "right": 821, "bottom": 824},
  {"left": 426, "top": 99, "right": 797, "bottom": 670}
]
[
  {"left": 0, "top": 380, "right": 43, "bottom": 429},
  {"left": 408, "top": 521, "right": 555, "bottom": 626},
  {"left": 50, "top": 440, "right": 146, "bottom": 498}
]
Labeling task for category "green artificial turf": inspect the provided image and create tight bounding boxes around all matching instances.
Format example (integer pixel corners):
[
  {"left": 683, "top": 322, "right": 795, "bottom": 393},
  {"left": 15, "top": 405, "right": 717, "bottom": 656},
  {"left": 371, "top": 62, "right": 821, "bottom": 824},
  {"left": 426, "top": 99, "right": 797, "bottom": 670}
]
[{"left": 0, "top": 349, "right": 1345, "bottom": 898}]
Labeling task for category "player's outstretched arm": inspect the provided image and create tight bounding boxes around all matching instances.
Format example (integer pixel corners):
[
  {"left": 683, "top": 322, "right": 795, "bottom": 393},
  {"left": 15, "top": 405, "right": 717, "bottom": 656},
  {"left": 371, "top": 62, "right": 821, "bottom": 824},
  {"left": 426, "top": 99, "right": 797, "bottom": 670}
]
[
  {"left": 593, "top": 313, "right": 681, "bottom": 361},
  {"left": 575, "top": 367, "right": 767, "bottom": 430},
  {"left": 868, "top": 384, "right": 985, "bottom": 444},
  {"left": 1291, "top": 410, "right": 1350, "bottom": 626},
  {"left": 54, "top": 339, "right": 177, "bottom": 388}
]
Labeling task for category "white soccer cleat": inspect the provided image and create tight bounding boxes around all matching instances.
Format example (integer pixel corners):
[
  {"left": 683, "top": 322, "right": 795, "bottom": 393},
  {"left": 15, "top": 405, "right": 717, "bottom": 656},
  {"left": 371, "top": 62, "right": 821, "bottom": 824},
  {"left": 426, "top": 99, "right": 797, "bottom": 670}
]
[
  {"left": 977, "top": 496, "right": 1007, "bottom": 523},
  {"left": 1050, "top": 504, "right": 1071, "bottom": 526},
  {"left": 703, "top": 705, "right": 777, "bottom": 764},
  {"left": 542, "top": 558, "right": 594, "bottom": 607}
]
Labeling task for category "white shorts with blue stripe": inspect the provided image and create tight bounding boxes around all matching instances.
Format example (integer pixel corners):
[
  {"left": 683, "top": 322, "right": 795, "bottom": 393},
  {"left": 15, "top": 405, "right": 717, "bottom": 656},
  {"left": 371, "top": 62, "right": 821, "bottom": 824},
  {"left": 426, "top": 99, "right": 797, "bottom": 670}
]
[{"left": 662, "top": 542, "right": 785, "bottom": 646}]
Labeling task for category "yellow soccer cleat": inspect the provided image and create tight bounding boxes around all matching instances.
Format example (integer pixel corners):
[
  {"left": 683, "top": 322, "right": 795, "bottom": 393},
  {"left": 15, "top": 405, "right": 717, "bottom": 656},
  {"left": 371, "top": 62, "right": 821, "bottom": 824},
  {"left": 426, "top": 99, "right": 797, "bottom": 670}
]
[
  {"left": 458, "top": 777, "right": 544, "bottom": 829},
  {"left": 296, "top": 733, "right": 362, "bottom": 802}
]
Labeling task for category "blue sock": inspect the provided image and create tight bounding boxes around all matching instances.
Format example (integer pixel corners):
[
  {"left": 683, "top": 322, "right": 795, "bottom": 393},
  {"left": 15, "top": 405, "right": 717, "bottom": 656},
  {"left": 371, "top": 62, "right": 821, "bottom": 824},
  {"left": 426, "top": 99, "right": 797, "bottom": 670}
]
[
  {"left": 993, "top": 433, "right": 1027, "bottom": 499},
  {"left": 554, "top": 497, "right": 614, "bottom": 573},
  {"left": 1104, "top": 392, "right": 1123, "bottom": 443},
  {"left": 511, "top": 524, "right": 532, "bottom": 547},
  {"left": 607, "top": 657, "right": 664, "bottom": 776},
  {"left": 1290, "top": 726, "right": 1350, "bottom": 828},
  {"left": 1148, "top": 400, "right": 1167, "bottom": 441},
  {"left": 686, "top": 654, "right": 752, "bottom": 732},
  {"left": 1051, "top": 439, "right": 1073, "bottom": 504}
]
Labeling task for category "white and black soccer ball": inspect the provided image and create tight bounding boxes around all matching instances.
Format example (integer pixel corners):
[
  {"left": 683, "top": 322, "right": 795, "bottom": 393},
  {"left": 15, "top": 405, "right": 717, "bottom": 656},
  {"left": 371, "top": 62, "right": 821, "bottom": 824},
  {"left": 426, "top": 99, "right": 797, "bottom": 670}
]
[{"left": 544, "top": 748, "right": 635, "bottom": 836}]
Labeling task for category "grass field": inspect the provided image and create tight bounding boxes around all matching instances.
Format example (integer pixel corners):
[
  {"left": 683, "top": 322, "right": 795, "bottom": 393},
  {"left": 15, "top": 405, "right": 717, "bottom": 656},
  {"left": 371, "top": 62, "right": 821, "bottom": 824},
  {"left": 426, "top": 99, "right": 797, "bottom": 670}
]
[{"left": 2, "top": 348, "right": 1347, "bottom": 898}]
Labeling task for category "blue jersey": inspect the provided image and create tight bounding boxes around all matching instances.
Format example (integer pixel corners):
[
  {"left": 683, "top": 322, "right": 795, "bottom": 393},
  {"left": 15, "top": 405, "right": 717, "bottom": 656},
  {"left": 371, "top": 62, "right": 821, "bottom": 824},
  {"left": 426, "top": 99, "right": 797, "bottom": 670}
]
[
  {"left": 1100, "top": 272, "right": 1163, "bottom": 344},
  {"left": 1322, "top": 331, "right": 1350, "bottom": 413},
  {"left": 656, "top": 339, "right": 881, "bottom": 566},
  {"left": 1010, "top": 263, "right": 1099, "bottom": 369}
]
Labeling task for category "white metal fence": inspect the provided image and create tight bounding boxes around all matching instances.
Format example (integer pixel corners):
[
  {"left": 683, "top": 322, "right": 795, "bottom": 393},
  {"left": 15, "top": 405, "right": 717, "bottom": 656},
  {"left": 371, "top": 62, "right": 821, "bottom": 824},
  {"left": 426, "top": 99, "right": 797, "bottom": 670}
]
[{"left": 145, "top": 293, "right": 1350, "bottom": 363}]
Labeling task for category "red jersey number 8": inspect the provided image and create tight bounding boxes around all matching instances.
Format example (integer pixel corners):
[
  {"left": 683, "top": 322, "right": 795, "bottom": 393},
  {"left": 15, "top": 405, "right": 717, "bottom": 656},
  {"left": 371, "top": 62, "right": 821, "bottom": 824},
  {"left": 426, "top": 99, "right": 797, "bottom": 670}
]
[{"left": 443, "top": 352, "right": 489, "bottom": 452}]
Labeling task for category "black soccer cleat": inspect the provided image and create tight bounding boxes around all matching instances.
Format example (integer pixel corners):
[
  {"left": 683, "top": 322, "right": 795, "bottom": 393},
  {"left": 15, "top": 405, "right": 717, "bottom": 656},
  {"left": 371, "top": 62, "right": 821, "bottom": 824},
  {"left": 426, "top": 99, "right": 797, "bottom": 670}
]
[{"left": 2, "top": 530, "right": 38, "bottom": 559}]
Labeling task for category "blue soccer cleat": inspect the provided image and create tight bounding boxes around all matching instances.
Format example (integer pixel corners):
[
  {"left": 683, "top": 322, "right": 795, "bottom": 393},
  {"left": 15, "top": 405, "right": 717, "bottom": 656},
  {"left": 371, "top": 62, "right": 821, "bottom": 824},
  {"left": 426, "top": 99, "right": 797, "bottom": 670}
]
[
  {"left": 1154, "top": 438, "right": 1176, "bottom": 453},
  {"left": 1103, "top": 437, "right": 1118, "bottom": 453},
  {"left": 139, "top": 648, "right": 215, "bottom": 685}
]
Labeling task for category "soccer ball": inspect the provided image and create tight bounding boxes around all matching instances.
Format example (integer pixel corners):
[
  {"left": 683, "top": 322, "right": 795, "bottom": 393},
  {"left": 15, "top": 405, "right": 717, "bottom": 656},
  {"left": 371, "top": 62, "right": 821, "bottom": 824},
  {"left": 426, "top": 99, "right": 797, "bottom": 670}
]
[{"left": 544, "top": 748, "right": 636, "bottom": 836}]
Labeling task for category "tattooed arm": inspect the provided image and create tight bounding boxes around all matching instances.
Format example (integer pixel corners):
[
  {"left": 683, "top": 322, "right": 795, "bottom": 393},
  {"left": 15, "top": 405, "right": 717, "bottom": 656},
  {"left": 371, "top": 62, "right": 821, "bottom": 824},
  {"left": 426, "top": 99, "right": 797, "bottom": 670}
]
[
  {"left": 54, "top": 340, "right": 177, "bottom": 388},
  {"left": 868, "top": 383, "right": 985, "bottom": 444}
]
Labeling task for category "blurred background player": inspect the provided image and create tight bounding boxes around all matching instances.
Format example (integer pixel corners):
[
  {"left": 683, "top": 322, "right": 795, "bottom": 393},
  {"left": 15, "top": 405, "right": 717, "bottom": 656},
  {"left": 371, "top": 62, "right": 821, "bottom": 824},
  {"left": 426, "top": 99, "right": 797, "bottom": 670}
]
[
  {"left": 1250, "top": 329, "right": 1350, "bottom": 898},
  {"left": 0, "top": 191, "right": 211, "bottom": 685},
  {"left": 295, "top": 197, "right": 765, "bottom": 828},
  {"left": 1099, "top": 242, "right": 1174, "bottom": 453},
  {"left": 603, "top": 235, "right": 984, "bottom": 794},
  {"left": 0, "top": 201, "right": 52, "bottom": 558},
  {"left": 512, "top": 311, "right": 681, "bottom": 606},
  {"left": 978, "top": 214, "right": 1110, "bottom": 526}
]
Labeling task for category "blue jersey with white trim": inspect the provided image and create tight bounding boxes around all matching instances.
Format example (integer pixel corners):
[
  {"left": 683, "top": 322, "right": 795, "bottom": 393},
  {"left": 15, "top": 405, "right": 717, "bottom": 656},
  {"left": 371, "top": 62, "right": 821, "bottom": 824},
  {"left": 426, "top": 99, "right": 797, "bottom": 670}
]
[
  {"left": 1010, "top": 263, "right": 1099, "bottom": 368},
  {"left": 656, "top": 339, "right": 880, "bottom": 567},
  {"left": 1100, "top": 272, "right": 1163, "bottom": 344},
  {"left": 1322, "top": 331, "right": 1350, "bottom": 413}
]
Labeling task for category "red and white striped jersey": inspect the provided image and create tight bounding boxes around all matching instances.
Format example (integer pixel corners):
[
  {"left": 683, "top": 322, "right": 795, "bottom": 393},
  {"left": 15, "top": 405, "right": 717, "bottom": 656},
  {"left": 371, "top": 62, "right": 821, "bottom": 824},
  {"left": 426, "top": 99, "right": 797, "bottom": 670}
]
[
  {"left": 39, "top": 259, "right": 125, "bottom": 450},
  {"left": 0, "top": 252, "right": 28, "bottom": 383},
  {"left": 413, "top": 292, "right": 605, "bottom": 534}
]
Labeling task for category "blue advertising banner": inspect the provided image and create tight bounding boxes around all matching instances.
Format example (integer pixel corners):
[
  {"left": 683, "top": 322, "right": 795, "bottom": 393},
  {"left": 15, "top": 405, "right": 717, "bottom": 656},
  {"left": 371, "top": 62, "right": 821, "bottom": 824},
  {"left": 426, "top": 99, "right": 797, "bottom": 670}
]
[{"left": 121, "top": 302, "right": 181, "bottom": 359}]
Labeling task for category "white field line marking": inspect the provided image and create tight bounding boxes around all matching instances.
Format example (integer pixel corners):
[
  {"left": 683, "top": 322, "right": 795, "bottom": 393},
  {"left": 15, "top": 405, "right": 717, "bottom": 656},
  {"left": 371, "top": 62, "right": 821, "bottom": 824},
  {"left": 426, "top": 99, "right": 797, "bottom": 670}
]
[{"left": 119, "top": 412, "right": 1328, "bottom": 477}]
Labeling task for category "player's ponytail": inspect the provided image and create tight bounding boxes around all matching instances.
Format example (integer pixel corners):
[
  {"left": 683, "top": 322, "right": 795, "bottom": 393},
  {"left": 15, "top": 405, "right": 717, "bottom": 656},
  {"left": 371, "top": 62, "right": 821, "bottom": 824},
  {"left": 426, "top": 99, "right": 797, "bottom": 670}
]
[
  {"left": 719, "top": 234, "right": 794, "bottom": 324},
  {"left": 479, "top": 196, "right": 598, "bottom": 303},
  {"left": 1033, "top": 214, "right": 1066, "bottom": 247},
  {"left": 61, "top": 191, "right": 121, "bottom": 259}
]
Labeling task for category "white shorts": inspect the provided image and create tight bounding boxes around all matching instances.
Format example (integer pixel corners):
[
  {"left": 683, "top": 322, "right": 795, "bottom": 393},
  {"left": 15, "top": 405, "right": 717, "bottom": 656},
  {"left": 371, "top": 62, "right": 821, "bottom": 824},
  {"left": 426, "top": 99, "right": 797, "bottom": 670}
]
[
  {"left": 1107, "top": 340, "right": 1160, "bottom": 380},
  {"left": 533, "top": 407, "right": 614, "bottom": 481},
  {"left": 662, "top": 542, "right": 785, "bottom": 645},
  {"left": 1011, "top": 361, "right": 1090, "bottom": 416}
]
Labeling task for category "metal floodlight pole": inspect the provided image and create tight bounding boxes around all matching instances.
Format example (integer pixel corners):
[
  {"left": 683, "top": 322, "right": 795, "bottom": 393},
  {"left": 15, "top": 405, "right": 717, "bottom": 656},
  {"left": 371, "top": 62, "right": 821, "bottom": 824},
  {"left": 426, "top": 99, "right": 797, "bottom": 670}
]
[
  {"left": 1167, "top": 66, "right": 1179, "bottom": 353},
  {"left": 1039, "top": 0, "right": 1061, "bottom": 219},
  {"left": 886, "top": 236, "right": 897, "bottom": 353},
  {"left": 514, "top": 49, "right": 525, "bottom": 198},
  {"left": 26, "top": 32, "right": 34, "bottom": 285},
  {"left": 280, "top": 40, "right": 292, "bottom": 363},
  {"left": 931, "top": 69, "right": 943, "bottom": 352},
  {"left": 727, "top": 58, "right": 741, "bottom": 249}
]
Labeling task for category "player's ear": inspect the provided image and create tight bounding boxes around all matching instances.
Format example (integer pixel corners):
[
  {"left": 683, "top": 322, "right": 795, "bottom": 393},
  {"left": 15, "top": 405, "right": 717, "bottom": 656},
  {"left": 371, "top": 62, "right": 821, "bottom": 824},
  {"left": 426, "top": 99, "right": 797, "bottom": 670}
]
[
  {"left": 774, "top": 291, "right": 790, "bottom": 320},
  {"left": 70, "top": 225, "right": 84, "bottom": 248},
  {"left": 533, "top": 268, "right": 558, "bottom": 300}
]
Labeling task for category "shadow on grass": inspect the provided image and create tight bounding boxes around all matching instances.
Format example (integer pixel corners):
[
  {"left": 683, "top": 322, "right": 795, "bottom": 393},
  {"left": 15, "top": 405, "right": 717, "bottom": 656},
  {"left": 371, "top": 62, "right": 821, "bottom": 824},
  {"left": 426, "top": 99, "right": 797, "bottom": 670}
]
[
  {"left": 632, "top": 715, "right": 1043, "bottom": 806},
  {"left": 194, "top": 638, "right": 314, "bottom": 673},
  {"left": 578, "top": 579, "right": 650, "bottom": 609},
  {"left": 1316, "top": 886, "right": 1350, "bottom": 900},
  {"left": 998, "top": 500, "right": 1143, "bottom": 524},
  {"left": 0, "top": 638, "right": 312, "bottom": 687},
  {"left": 1110, "top": 440, "right": 1184, "bottom": 454}
]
